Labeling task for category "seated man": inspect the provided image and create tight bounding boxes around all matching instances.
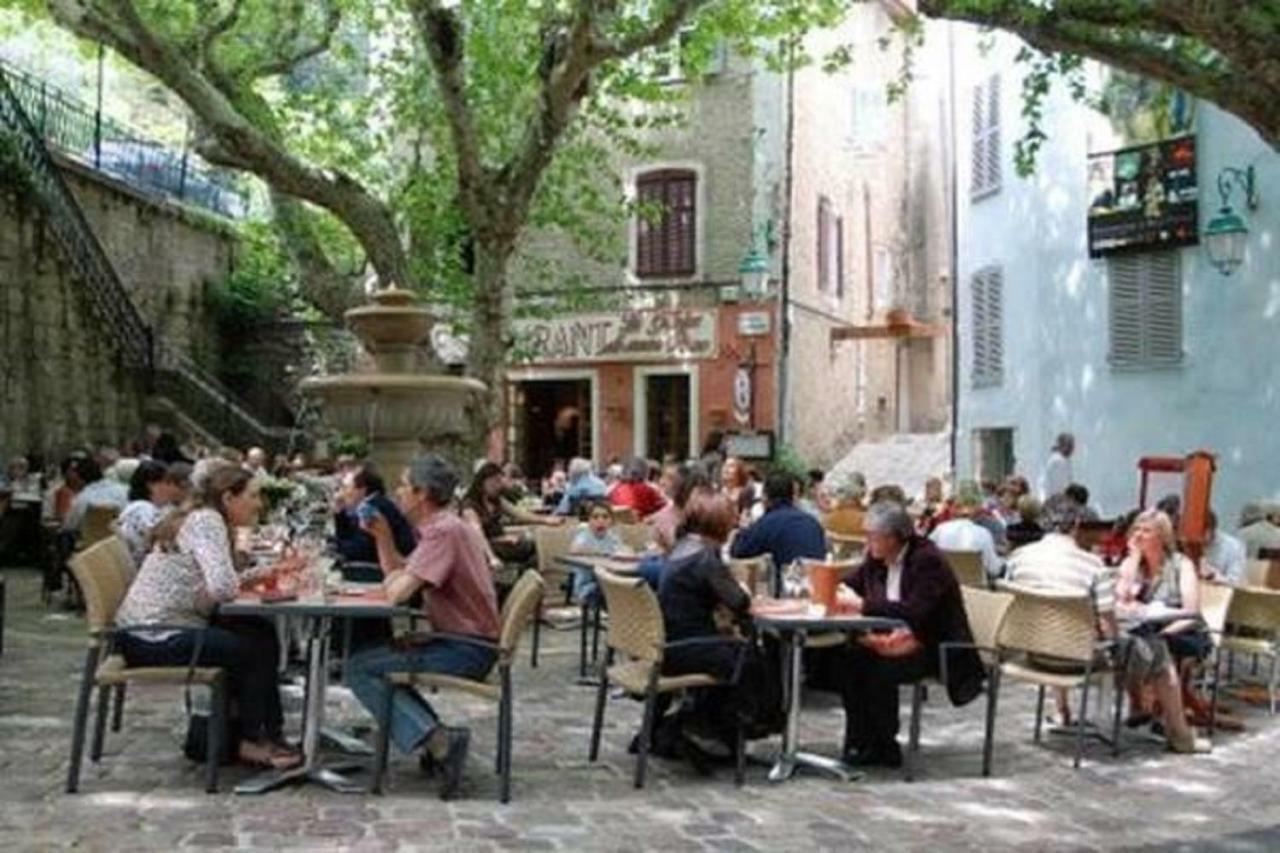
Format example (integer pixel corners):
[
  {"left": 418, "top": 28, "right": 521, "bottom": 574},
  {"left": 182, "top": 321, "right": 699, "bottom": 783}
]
[
  {"left": 347, "top": 454, "right": 502, "bottom": 800},
  {"left": 838, "top": 502, "right": 983, "bottom": 767},
  {"left": 929, "top": 480, "right": 1004, "bottom": 580},
  {"left": 1202, "top": 509, "right": 1245, "bottom": 584},
  {"left": 730, "top": 470, "right": 827, "bottom": 574},
  {"left": 332, "top": 464, "right": 417, "bottom": 570},
  {"left": 554, "top": 457, "right": 607, "bottom": 517}
]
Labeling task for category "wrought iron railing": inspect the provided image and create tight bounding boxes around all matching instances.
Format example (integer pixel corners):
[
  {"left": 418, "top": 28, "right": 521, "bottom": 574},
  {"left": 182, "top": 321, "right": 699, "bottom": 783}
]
[
  {"left": 0, "top": 63, "right": 153, "bottom": 372},
  {"left": 0, "top": 57, "right": 247, "bottom": 219},
  {"left": 2, "top": 63, "right": 291, "bottom": 451}
]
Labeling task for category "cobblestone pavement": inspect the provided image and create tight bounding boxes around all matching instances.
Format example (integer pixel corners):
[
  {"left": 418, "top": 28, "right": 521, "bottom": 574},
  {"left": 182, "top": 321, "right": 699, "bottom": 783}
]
[{"left": 2, "top": 570, "right": 1278, "bottom": 851}]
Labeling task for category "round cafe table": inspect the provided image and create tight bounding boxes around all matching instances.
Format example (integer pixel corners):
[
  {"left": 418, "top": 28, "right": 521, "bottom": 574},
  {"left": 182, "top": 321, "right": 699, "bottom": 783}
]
[
  {"left": 219, "top": 589, "right": 414, "bottom": 794},
  {"left": 751, "top": 600, "right": 905, "bottom": 783}
]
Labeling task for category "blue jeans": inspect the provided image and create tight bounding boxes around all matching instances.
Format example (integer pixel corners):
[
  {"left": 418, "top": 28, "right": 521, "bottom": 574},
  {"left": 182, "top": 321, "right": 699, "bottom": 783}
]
[{"left": 346, "top": 637, "right": 497, "bottom": 755}]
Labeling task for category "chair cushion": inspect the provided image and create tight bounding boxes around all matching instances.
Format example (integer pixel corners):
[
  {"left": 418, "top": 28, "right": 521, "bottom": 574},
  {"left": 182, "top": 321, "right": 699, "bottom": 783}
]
[
  {"left": 608, "top": 660, "right": 722, "bottom": 695},
  {"left": 389, "top": 671, "right": 501, "bottom": 701},
  {"left": 1000, "top": 659, "right": 1110, "bottom": 689},
  {"left": 94, "top": 654, "right": 222, "bottom": 685}
]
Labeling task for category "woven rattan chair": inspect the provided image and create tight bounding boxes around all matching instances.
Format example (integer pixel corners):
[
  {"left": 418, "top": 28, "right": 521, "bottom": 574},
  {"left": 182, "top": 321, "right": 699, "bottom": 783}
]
[
  {"left": 825, "top": 531, "right": 866, "bottom": 561},
  {"left": 79, "top": 503, "right": 121, "bottom": 550},
  {"left": 530, "top": 525, "right": 578, "bottom": 667},
  {"left": 372, "top": 570, "right": 544, "bottom": 803},
  {"left": 1216, "top": 585, "right": 1280, "bottom": 714},
  {"left": 616, "top": 523, "right": 653, "bottom": 553},
  {"left": 610, "top": 507, "right": 640, "bottom": 525},
  {"left": 931, "top": 587, "right": 1015, "bottom": 777},
  {"left": 985, "top": 583, "right": 1122, "bottom": 770},
  {"left": 587, "top": 567, "right": 746, "bottom": 788},
  {"left": 1242, "top": 559, "right": 1272, "bottom": 588},
  {"left": 942, "top": 550, "right": 988, "bottom": 589},
  {"left": 1199, "top": 581, "right": 1234, "bottom": 736},
  {"left": 66, "top": 538, "right": 227, "bottom": 794}
]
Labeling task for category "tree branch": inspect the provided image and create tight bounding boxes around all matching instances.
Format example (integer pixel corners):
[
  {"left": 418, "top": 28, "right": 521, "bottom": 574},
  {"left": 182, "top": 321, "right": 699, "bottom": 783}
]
[
  {"left": 47, "top": 0, "right": 411, "bottom": 286},
  {"left": 199, "top": 0, "right": 245, "bottom": 52},
  {"left": 249, "top": 0, "right": 343, "bottom": 79},
  {"left": 591, "top": 0, "right": 712, "bottom": 60}
]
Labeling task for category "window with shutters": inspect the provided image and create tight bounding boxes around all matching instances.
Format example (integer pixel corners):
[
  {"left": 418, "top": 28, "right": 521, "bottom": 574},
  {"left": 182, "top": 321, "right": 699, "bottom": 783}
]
[
  {"left": 634, "top": 169, "right": 697, "bottom": 278},
  {"left": 1107, "top": 251, "right": 1183, "bottom": 370},
  {"left": 970, "top": 74, "right": 1002, "bottom": 199},
  {"left": 970, "top": 265, "right": 1004, "bottom": 388},
  {"left": 817, "top": 197, "right": 844, "bottom": 297}
]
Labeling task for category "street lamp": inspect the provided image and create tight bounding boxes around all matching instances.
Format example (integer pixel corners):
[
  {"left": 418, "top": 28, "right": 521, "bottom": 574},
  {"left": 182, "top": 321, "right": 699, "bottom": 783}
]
[
  {"left": 738, "top": 244, "right": 770, "bottom": 297},
  {"left": 1203, "top": 165, "right": 1258, "bottom": 276}
]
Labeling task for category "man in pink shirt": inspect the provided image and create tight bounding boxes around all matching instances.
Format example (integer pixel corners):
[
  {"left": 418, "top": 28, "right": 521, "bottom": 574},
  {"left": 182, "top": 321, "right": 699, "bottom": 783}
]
[{"left": 347, "top": 454, "right": 501, "bottom": 800}]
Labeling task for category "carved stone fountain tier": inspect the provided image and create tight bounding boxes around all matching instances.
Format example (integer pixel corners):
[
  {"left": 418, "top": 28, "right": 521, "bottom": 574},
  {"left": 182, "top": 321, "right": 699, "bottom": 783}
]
[{"left": 300, "top": 287, "right": 485, "bottom": 477}]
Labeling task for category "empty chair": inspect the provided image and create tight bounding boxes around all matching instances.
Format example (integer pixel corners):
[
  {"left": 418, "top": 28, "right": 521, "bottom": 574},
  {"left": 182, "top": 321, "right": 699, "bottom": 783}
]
[{"left": 1216, "top": 585, "right": 1280, "bottom": 714}]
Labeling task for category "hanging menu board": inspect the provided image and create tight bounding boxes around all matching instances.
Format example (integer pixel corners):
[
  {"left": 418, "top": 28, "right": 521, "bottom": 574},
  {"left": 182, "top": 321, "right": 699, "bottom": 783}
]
[{"left": 1086, "top": 135, "right": 1198, "bottom": 257}]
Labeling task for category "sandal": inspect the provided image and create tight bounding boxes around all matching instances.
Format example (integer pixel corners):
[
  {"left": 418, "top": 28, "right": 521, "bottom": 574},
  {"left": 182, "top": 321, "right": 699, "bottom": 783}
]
[{"left": 239, "top": 740, "right": 303, "bottom": 770}]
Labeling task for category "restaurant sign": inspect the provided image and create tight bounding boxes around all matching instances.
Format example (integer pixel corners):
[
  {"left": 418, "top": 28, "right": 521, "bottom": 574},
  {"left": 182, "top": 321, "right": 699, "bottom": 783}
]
[{"left": 515, "top": 309, "right": 717, "bottom": 364}]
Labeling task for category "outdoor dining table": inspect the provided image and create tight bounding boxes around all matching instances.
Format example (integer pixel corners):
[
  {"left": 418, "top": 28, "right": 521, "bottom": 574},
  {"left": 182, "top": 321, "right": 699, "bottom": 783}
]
[
  {"left": 750, "top": 600, "right": 905, "bottom": 783},
  {"left": 219, "top": 587, "right": 414, "bottom": 794}
]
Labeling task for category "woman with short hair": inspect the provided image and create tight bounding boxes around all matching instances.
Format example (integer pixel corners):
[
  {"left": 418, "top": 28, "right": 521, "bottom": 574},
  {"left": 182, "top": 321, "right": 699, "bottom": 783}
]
[{"left": 115, "top": 460, "right": 191, "bottom": 569}]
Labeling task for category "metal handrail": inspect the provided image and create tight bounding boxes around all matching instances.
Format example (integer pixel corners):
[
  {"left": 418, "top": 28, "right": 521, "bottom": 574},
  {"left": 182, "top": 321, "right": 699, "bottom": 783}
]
[{"left": 0, "top": 57, "right": 247, "bottom": 219}]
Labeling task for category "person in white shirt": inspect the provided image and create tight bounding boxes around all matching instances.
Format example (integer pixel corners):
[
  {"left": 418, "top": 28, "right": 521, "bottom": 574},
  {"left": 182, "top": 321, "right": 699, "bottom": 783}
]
[
  {"left": 929, "top": 480, "right": 1003, "bottom": 580},
  {"left": 62, "top": 457, "right": 128, "bottom": 535},
  {"left": 1237, "top": 503, "right": 1280, "bottom": 559},
  {"left": 1039, "top": 432, "right": 1074, "bottom": 500},
  {"left": 1202, "top": 510, "right": 1246, "bottom": 584}
]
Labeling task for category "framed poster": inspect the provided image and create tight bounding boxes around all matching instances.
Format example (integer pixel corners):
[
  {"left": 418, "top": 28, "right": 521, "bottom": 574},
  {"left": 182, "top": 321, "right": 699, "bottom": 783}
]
[
  {"left": 724, "top": 431, "right": 774, "bottom": 460},
  {"left": 1087, "top": 135, "right": 1198, "bottom": 257}
]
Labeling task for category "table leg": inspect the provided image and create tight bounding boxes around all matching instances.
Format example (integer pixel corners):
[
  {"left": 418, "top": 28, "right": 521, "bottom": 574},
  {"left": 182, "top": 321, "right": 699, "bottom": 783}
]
[{"left": 766, "top": 630, "right": 860, "bottom": 784}]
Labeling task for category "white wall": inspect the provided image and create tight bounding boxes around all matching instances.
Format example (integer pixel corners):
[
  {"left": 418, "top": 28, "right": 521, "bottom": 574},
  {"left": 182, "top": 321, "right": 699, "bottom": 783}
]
[{"left": 954, "top": 28, "right": 1280, "bottom": 525}]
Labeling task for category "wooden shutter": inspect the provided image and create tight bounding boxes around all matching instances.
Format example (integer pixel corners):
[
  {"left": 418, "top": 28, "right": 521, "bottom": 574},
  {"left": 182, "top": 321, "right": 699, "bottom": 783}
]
[
  {"left": 1108, "top": 252, "right": 1182, "bottom": 369},
  {"left": 970, "top": 81, "right": 987, "bottom": 196},
  {"left": 971, "top": 266, "right": 1003, "bottom": 387},
  {"left": 985, "top": 74, "right": 1002, "bottom": 193},
  {"left": 635, "top": 169, "right": 696, "bottom": 278}
]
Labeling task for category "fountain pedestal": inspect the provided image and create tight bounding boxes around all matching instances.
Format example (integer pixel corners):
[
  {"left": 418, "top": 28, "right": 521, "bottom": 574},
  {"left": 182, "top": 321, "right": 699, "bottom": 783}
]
[{"left": 300, "top": 288, "right": 484, "bottom": 476}]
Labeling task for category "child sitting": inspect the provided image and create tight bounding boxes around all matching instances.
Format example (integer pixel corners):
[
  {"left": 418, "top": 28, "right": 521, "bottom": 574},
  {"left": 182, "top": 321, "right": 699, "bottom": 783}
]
[{"left": 569, "top": 500, "right": 624, "bottom": 602}]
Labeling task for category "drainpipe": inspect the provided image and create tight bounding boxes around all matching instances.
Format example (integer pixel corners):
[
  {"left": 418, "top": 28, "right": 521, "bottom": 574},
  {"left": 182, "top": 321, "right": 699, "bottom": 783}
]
[
  {"left": 947, "top": 22, "right": 960, "bottom": 475},
  {"left": 777, "top": 38, "right": 797, "bottom": 449}
]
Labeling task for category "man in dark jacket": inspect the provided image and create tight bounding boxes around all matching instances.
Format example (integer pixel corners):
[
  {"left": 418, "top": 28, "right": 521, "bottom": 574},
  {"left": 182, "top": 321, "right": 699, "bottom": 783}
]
[
  {"left": 840, "top": 501, "right": 983, "bottom": 768},
  {"left": 730, "top": 470, "right": 827, "bottom": 572},
  {"left": 334, "top": 465, "right": 417, "bottom": 570}
]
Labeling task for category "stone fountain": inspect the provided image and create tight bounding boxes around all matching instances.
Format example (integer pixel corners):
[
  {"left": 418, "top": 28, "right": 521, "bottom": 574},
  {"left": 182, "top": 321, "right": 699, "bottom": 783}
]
[{"left": 300, "top": 287, "right": 485, "bottom": 477}]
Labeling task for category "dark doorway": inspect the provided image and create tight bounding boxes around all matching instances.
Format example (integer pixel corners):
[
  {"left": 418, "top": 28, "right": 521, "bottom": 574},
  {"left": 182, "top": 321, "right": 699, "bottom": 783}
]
[
  {"left": 644, "top": 373, "right": 691, "bottom": 462},
  {"left": 510, "top": 379, "right": 592, "bottom": 480}
]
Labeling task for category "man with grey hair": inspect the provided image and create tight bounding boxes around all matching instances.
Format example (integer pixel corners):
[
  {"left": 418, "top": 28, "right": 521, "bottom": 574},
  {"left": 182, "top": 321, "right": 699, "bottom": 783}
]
[
  {"left": 1238, "top": 502, "right": 1280, "bottom": 558},
  {"left": 346, "top": 454, "right": 501, "bottom": 800},
  {"left": 1007, "top": 495, "right": 1113, "bottom": 613},
  {"left": 555, "top": 456, "right": 607, "bottom": 516},
  {"left": 838, "top": 501, "right": 983, "bottom": 768}
]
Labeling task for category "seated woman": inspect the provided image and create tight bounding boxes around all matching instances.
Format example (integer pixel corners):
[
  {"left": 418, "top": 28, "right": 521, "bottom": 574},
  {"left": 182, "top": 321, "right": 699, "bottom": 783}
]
[
  {"left": 1004, "top": 494, "right": 1045, "bottom": 551},
  {"left": 658, "top": 489, "right": 780, "bottom": 760},
  {"left": 332, "top": 464, "right": 417, "bottom": 572},
  {"left": 113, "top": 466, "right": 302, "bottom": 769},
  {"left": 461, "top": 462, "right": 563, "bottom": 573},
  {"left": 609, "top": 457, "right": 667, "bottom": 520},
  {"left": 821, "top": 470, "right": 868, "bottom": 537},
  {"left": 115, "top": 460, "right": 191, "bottom": 570},
  {"left": 837, "top": 501, "right": 984, "bottom": 768},
  {"left": 347, "top": 454, "right": 502, "bottom": 800},
  {"left": 569, "top": 500, "right": 624, "bottom": 603}
]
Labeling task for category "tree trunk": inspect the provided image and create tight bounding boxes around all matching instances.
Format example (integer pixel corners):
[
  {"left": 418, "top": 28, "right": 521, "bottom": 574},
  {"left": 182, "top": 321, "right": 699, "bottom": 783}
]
[{"left": 465, "top": 237, "right": 516, "bottom": 460}]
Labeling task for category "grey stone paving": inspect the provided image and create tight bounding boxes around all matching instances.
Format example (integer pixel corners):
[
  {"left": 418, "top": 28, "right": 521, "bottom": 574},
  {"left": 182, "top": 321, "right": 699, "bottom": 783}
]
[{"left": 1, "top": 569, "right": 1278, "bottom": 851}]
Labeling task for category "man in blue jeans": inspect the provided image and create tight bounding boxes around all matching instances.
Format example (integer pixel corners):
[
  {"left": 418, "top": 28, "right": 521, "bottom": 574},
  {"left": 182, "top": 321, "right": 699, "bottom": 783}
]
[{"left": 346, "top": 454, "right": 501, "bottom": 800}]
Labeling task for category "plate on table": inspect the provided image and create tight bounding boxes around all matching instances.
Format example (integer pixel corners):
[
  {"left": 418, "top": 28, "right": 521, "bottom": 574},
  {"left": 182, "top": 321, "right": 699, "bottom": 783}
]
[
  {"left": 339, "top": 582, "right": 382, "bottom": 596},
  {"left": 751, "top": 598, "right": 811, "bottom": 617}
]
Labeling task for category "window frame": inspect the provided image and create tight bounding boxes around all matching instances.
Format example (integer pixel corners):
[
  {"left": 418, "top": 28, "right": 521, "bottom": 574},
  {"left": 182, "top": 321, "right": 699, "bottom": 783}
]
[{"left": 633, "top": 167, "right": 699, "bottom": 280}]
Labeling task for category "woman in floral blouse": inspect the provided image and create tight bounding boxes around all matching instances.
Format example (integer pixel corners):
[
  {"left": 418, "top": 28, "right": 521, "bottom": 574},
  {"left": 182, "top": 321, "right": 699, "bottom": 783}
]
[
  {"left": 115, "top": 465, "right": 301, "bottom": 769},
  {"left": 114, "top": 460, "right": 191, "bottom": 570}
]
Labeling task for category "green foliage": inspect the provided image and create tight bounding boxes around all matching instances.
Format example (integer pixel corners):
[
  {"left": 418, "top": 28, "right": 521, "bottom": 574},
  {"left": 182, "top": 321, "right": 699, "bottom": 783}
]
[
  {"left": 770, "top": 442, "right": 810, "bottom": 480},
  {"left": 206, "top": 221, "right": 292, "bottom": 378},
  {"left": 329, "top": 433, "right": 369, "bottom": 458}
]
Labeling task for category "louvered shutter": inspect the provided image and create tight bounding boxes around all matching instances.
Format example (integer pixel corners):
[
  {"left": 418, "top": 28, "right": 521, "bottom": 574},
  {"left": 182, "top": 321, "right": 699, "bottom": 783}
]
[
  {"left": 836, "top": 215, "right": 845, "bottom": 298},
  {"left": 970, "top": 81, "right": 987, "bottom": 196},
  {"left": 984, "top": 74, "right": 1002, "bottom": 193},
  {"left": 635, "top": 169, "right": 697, "bottom": 278},
  {"left": 985, "top": 267, "right": 1003, "bottom": 385},
  {"left": 971, "top": 269, "right": 988, "bottom": 386},
  {"left": 817, "top": 199, "right": 829, "bottom": 292},
  {"left": 1108, "top": 252, "right": 1182, "bottom": 369}
]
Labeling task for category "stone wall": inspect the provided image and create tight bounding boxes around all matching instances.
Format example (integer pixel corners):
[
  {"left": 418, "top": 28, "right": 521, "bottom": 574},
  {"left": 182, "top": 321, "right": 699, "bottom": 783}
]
[{"left": 0, "top": 157, "right": 235, "bottom": 463}]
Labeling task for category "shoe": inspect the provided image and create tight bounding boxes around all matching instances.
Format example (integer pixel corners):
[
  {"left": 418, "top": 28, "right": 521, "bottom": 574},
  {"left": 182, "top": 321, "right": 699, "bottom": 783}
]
[
  {"left": 1124, "top": 712, "right": 1154, "bottom": 729},
  {"left": 418, "top": 750, "right": 438, "bottom": 778},
  {"left": 681, "top": 727, "right": 732, "bottom": 759},
  {"left": 1168, "top": 732, "right": 1211, "bottom": 754},
  {"left": 437, "top": 727, "right": 471, "bottom": 800},
  {"left": 843, "top": 741, "right": 903, "bottom": 769}
]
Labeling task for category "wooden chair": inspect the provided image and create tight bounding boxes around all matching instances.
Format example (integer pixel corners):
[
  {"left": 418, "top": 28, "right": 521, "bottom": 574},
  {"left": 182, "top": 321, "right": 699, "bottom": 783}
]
[
  {"left": 931, "top": 587, "right": 1015, "bottom": 777},
  {"left": 1217, "top": 585, "right": 1280, "bottom": 714},
  {"left": 530, "top": 525, "right": 578, "bottom": 667},
  {"left": 66, "top": 538, "right": 227, "bottom": 793},
  {"left": 588, "top": 568, "right": 746, "bottom": 788},
  {"left": 79, "top": 504, "right": 121, "bottom": 550},
  {"left": 943, "top": 550, "right": 988, "bottom": 589},
  {"left": 616, "top": 522, "right": 653, "bottom": 553},
  {"left": 373, "top": 571, "right": 545, "bottom": 803},
  {"left": 984, "top": 583, "right": 1122, "bottom": 770},
  {"left": 610, "top": 506, "right": 639, "bottom": 525}
]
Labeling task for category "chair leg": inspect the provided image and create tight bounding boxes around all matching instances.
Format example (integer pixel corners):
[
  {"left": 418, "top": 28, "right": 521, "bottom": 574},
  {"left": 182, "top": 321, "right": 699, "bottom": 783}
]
[
  {"left": 110, "top": 684, "right": 126, "bottom": 733},
  {"left": 1270, "top": 655, "right": 1278, "bottom": 715},
  {"left": 1074, "top": 678, "right": 1092, "bottom": 769},
  {"left": 1209, "top": 650, "right": 1223, "bottom": 737},
  {"left": 207, "top": 678, "right": 225, "bottom": 794},
  {"left": 499, "top": 671, "right": 514, "bottom": 804},
  {"left": 529, "top": 601, "right": 541, "bottom": 669},
  {"left": 734, "top": 714, "right": 746, "bottom": 787},
  {"left": 982, "top": 668, "right": 1000, "bottom": 777},
  {"left": 65, "top": 650, "right": 98, "bottom": 793},
  {"left": 1111, "top": 673, "right": 1124, "bottom": 757},
  {"left": 591, "top": 602, "right": 602, "bottom": 665},
  {"left": 588, "top": 655, "right": 610, "bottom": 762},
  {"left": 905, "top": 681, "right": 924, "bottom": 782},
  {"left": 373, "top": 679, "right": 394, "bottom": 794},
  {"left": 578, "top": 600, "right": 590, "bottom": 679},
  {"left": 634, "top": 690, "right": 658, "bottom": 790},
  {"left": 1033, "top": 685, "right": 1046, "bottom": 743},
  {"left": 90, "top": 685, "right": 111, "bottom": 762}
]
